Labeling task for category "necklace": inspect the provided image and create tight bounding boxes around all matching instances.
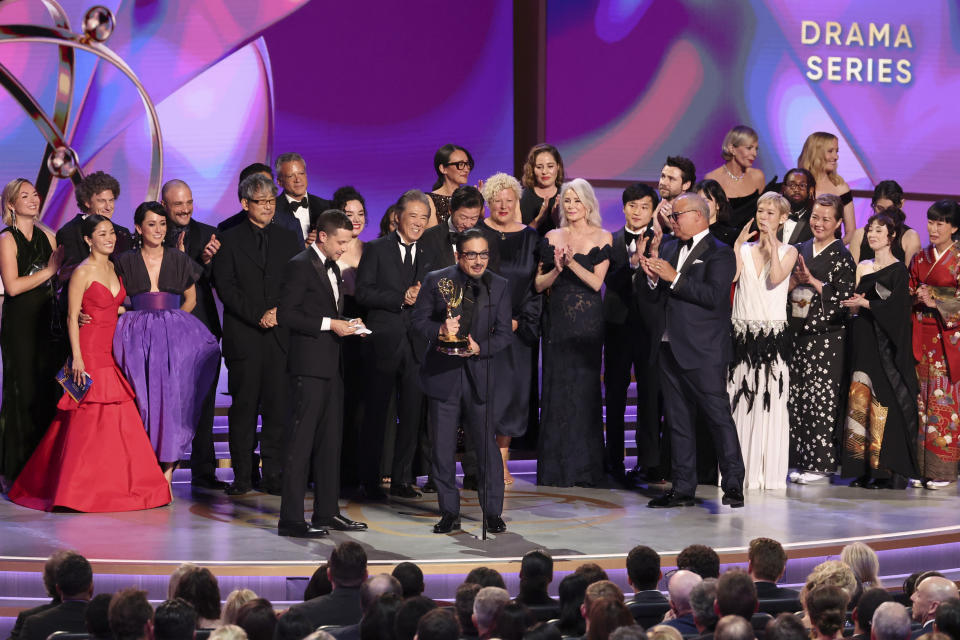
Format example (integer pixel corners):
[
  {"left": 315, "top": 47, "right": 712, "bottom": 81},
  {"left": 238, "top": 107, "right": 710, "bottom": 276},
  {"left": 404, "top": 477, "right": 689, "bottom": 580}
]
[{"left": 723, "top": 165, "right": 745, "bottom": 182}]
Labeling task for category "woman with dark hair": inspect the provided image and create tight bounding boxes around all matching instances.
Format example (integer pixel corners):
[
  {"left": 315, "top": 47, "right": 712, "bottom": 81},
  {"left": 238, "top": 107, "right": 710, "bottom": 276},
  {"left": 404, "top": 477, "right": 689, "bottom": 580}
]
[
  {"left": 174, "top": 567, "right": 222, "bottom": 628},
  {"left": 787, "top": 194, "right": 856, "bottom": 485},
  {"left": 360, "top": 593, "right": 402, "bottom": 640},
  {"left": 909, "top": 200, "right": 960, "bottom": 488},
  {"left": 849, "top": 180, "right": 921, "bottom": 264},
  {"left": 556, "top": 573, "right": 589, "bottom": 639},
  {"left": 694, "top": 179, "right": 736, "bottom": 246},
  {"left": 840, "top": 214, "right": 919, "bottom": 489},
  {"left": 520, "top": 144, "right": 565, "bottom": 235},
  {"left": 302, "top": 564, "right": 331, "bottom": 601},
  {"left": 428, "top": 144, "right": 475, "bottom": 228},
  {"left": 524, "top": 622, "right": 562, "bottom": 640},
  {"left": 491, "top": 603, "right": 534, "bottom": 640},
  {"left": 379, "top": 205, "right": 399, "bottom": 238},
  {"left": 0, "top": 178, "right": 64, "bottom": 491},
  {"left": 236, "top": 599, "right": 276, "bottom": 640},
  {"left": 797, "top": 132, "right": 856, "bottom": 244},
  {"left": 8, "top": 215, "right": 170, "bottom": 511},
  {"left": 585, "top": 599, "right": 635, "bottom": 640},
  {"left": 112, "top": 201, "right": 220, "bottom": 485},
  {"left": 805, "top": 587, "right": 850, "bottom": 640}
]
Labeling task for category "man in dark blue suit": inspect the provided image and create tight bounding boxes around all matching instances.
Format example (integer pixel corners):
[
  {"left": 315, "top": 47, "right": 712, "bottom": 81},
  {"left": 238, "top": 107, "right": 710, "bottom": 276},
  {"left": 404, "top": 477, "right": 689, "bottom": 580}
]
[
  {"left": 412, "top": 228, "right": 513, "bottom": 534},
  {"left": 635, "top": 192, "right": 745, "bottom": 508}
]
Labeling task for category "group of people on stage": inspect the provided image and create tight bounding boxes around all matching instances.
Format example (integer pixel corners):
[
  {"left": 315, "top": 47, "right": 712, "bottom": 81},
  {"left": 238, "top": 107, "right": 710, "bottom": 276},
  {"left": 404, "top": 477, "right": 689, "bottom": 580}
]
[{"left": 1, "top": 127, "right": 959, "bottom": 528}]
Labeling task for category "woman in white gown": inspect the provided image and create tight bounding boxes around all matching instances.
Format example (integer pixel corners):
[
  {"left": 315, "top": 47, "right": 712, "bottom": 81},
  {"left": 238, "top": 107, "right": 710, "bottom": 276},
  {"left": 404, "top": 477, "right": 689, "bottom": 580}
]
[{"left": 728, "top": 192, "right": 798, "bottom": 489}]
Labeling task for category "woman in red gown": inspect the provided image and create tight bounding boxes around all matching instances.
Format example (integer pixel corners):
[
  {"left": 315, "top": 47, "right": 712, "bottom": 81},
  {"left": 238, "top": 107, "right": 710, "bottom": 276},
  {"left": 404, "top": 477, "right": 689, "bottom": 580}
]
[{"left": 9, "top": 215, "right": 170, "bottom": 512}]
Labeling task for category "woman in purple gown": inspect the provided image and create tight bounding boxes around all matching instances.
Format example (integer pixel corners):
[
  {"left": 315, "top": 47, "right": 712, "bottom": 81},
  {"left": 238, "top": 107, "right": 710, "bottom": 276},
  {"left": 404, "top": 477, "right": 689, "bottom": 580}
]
[{"left": 113, "top": 202, "right": 220, "bottom": 484}]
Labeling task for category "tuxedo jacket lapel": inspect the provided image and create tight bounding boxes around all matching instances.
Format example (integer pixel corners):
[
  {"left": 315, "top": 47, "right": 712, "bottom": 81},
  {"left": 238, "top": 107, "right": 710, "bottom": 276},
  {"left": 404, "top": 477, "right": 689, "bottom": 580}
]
[
  {"left": 678, "top": 234, "right": 713, "bottom": 278},
  {"left": 308, "top": 249, "right": 339, "bottom": 312},
  {"left": 238, "top": 223, "right": 266, "bottom": 270}
]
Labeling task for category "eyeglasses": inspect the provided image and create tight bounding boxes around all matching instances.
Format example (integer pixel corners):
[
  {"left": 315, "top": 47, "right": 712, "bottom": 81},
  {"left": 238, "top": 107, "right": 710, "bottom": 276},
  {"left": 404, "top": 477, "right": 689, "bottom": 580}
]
[
  {"left": 460, "top": 251, "right": 490, "bottom": 261},
  {"left": 246, "top": 198, "right": 275, "bottom": 207},
  {"left": 783, "top": 182, "right": 809, "bottom": 190},
  {"left": 667, "top": 209, "right": 698, "bottom": 222},
  {"left": 444, "top": 161, "right": 473, "bottom": 170}
]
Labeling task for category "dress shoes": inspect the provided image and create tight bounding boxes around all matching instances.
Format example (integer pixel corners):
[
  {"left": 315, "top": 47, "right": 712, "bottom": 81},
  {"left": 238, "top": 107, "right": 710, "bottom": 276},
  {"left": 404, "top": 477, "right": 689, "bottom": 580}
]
[
  {"left": 433, "top": 513, "right": 461, "bottom": 534},
  {"left": 390, "top": 483, "right": 422, "bottom": 498},
  {"left": 313, "top": 514, "right": 368, "bottom": 531},
  {"left": 721, "top": 489, "right": 745, "bottom": 508},
  {"left": 485, "top": 515, "right": 507, "bottom": 533},
  {"left": 278, "top": 520, "right": 329, "bottom": 538},
  {"left": 647, "top": 490, "right": 695, "bottom": 508},
  {"left": 191, "top": 475, "right": 227, "bottom": 490},
  {"left": 225, "top": 483, "right": 252, "bottom": 496}
]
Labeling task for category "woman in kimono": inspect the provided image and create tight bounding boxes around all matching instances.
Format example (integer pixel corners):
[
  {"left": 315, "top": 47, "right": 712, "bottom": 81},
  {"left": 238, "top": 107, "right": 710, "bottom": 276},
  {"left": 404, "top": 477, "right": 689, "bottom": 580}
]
[
  {"left": 909, "top": 199, "right": 960, "bottom": 489},
  {"left": 787, "top": 194, "right": 856, "bottom": 484},
  {"left": 840, "top": 213, "right": 919, "bottom": 489}
]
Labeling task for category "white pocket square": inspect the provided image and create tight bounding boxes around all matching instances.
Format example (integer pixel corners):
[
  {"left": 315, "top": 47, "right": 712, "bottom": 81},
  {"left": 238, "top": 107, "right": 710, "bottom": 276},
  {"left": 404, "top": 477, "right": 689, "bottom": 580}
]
[{"left": 693, "top": 259, "right": 704, "bottom": 265}]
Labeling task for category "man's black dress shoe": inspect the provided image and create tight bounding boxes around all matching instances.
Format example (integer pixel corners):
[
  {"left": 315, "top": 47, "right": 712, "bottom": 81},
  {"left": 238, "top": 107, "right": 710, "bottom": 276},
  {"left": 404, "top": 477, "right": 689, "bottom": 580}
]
[
  {"left": 421, "top": 478, "right": 438, "bottom": 493},
  {"left": 390, "top": 483, "right": 422, "bottom": 498},
  {"left": 647, "top": 490, "right": 695, "bottom": 508},
  {"left": 191, "top": 476, "right": 228, "bottom": 490},
  {"left": 721, "top": 489, "right": 745, "bottom": 508},
  {"left": 278, "top": 520, "right": 328, "bottom": 538},
  {"left": 848, "top": 475, "right": 870, "bottom": 488},
  {"left": 462, "top": 475, "right": 478, "bottom": 491},
  {"left": 485, "top": 515, "right": 507, "bottom": 533},
  {"left": 225, "top": 483, "right": 251, "bottom": 496},
  {"left": 433, "top": 513, "right": 461, "bottom": 534},
  {"left": 313, "top": 514, "right": 368, "bottom": 531}
]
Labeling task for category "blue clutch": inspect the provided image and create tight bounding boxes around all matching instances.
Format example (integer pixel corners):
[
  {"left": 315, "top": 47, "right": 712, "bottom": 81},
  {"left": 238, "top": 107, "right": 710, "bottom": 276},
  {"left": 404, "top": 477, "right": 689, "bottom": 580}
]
[{"left": 56, "top": 358, "right": 93, "bottom": 402}]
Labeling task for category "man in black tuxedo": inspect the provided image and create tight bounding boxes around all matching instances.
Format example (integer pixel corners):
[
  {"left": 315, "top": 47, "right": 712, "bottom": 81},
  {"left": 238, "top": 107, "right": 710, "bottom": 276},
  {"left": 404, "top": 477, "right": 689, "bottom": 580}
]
[
  {"left": 161, "top": 179, "right": 225, "bottom": 490},
  {"left": 603, "top": 183, "right": 664, "bottom": 483},
  {"left": 412, "top": 229, "right": 513, "bottom": 534},
  {"left": 274, "top": 152, "right": 333, "bottom": 247},
  {"left": 218, "top": 163, "right": 275, "bottom": 234},
  {"left": 419, "top": 185, "right": 484, "bottom": 267},
  {"left": 355, "top": 190, "right": 434, "bottom": 499},
  {"left": 636, "top": 192, "right": 745, "bottom": 508},
  {"left": 9, "top": 551, "right": 70, "bottom": 640},
  {"left": 276, "top": 209, "right": 368, "bottom": 538},
  {"left": 21, "top": 553, "right": 93, "bottom": 640},
  {"left": 212, "top": 172, "right": 302, "bottom": 495},
  {"left": 289, "top": 542, "right": 368, "bottom": 628},
  {"left": 779, "top": 168, "right": 816, "bottom": 244}
]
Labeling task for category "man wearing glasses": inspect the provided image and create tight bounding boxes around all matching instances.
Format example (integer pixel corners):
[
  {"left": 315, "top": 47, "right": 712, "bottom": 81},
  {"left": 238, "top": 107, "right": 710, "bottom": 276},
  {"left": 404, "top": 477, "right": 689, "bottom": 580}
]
[
  {"left": 779, "top": 168, "right": 817, "bottom": 244},
  {"left": 412, "top": 228, "right": 514, "bottom": 534},
  {"left": 213, "top": 172, "right": 303, "bottom": 496},
  {"left": 635, "top": 192, "right": 746, "bottom": 509}
]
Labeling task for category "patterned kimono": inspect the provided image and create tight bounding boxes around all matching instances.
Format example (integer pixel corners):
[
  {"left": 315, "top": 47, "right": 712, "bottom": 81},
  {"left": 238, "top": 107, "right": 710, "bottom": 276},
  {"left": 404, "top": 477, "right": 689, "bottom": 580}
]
[{"left": 909, "top": 243, "right": 960, "bottom": 480}]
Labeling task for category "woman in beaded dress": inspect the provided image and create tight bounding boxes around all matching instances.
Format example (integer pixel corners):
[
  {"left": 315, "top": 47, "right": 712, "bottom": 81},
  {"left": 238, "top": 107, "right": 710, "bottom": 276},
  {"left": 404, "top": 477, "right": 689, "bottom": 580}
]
[{"left": 427, "top": 144, "right": 474, "bottom": 228}]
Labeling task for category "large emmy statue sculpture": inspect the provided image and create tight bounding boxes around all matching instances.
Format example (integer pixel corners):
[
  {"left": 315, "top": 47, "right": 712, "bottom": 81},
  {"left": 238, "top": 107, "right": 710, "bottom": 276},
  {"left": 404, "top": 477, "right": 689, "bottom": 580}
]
[{"left": 436, "top": 277, "right": 472, "bottom": 355}]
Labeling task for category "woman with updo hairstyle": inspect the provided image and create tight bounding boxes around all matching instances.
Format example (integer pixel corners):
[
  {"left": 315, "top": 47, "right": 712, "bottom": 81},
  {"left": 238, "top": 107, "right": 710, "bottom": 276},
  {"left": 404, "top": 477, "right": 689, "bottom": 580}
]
[
  {"left": 705, "top": 126, "right": 768, "bottom": 230},
  {"left": 428, "top": 144, "right": 475, "bottom": 228},
  {"left": 520, "top": 143, "right": 565, "bottom": 235},
  {"left": 840, "top": 214, "right": 919, "bottom": 489},
  {"left": 480, "top": 172, "right": 542, "bottom": 483},
  {"left": 798, "top": 561, "right": 858, "bottom": 629},
  {"left": 908, "top": 199, "right": 960, "bottom": 488},
  {"left": 694, "top": 178, "right": 736, "bottom": 246},
  {"left": 535, "top": 178, "right": 612, "bottom": 487},
  {"left": 585, "top": 599, "right": 635, "bottom": 640},
  {"left": 797, "top": 132, "right": 857, "bottom": 244},
  {"left": 849, "top": 180, "right": 920, "bottom": 264},
  {"left": 112, "top": 201, "right": 220, "bottom": 484},
  {"left": 0, "top": 178, "right": 64, "bottom": 491},
  {"left": 8, "top": 215, "right": 170, "bottom": 512},
  {"left": 805, "top": 586, "right": 850, "bottom": 640},
  {"left": 235, "top": 599, "right": 276, "bottom": 640}
]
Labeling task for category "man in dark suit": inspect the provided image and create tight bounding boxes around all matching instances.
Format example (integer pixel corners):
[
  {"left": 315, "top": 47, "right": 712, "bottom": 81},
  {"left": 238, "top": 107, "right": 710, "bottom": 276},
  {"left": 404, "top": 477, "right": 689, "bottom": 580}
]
[
  {"left": 911, "top": 577, "right": 959, "bottom": 640},
  {"left": 661, "top": 570, "right": 701, "bottom": 636},
  {"left": 212, "top": 172, "right": 302, "bottom": 495},
  {"left": 625, "top": 545, "right": 669, "bottom": 628},
  {"left": 8, "top": 551, "right": 70, "bottom": 640},
  {"left": 419, "top": 185, "right": 484, "bottom": 267},
  {"left": 779, "top": 168, "right": 816, "bottom": 244},
  {"left": 161, "top": 179, "right": 225, "bottom": 490},
  {"left": 289, "top": 542, "right": 368, "bottom": 628},
  {"left": 21, "top": 553, "right": 93, "bottom": 640},
  {"left": 329, "top": 574, "right": 404, "bottom": 640},
  {"left": 218, "top": 163, "right": 275, "bottom": 234},
  {"left": 515, "top": 550, "right": 559, "bottom": 621},
  {"left": 274, "top": 152, "right": 333, "bottom": 247},
  {"left": 850, "top": 588, "right": 894, "bottom": 640},
  {"left": 636, "top": 192, "right": 745, "bottom": 508},
  {"left": 276, "top": 209, "right": 368, "bottom": 538},
  {"left": 412, "top": 228, "right": 513, "bottom": 534},
  {"left": 603, "top": 183, "right": 664, "bottom": 483},
  {"left": 355, "top": 190, "right": 434, "bottom": 499},
  {"left": 747, "top": 538, "right": 800, "bottom": 600},
  {"left": 107, "top": 588, "right": 154, "bottom": 640}
]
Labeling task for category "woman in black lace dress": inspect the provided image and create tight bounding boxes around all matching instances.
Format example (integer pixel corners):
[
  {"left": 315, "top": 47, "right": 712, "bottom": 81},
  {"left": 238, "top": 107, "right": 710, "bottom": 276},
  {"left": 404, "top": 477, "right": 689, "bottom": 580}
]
[
  {"left": 534, "top": 178, "right": 612, "bottom": 487},
  {"left": 427, "top": 144, "right": 474, "bottom": 228}
]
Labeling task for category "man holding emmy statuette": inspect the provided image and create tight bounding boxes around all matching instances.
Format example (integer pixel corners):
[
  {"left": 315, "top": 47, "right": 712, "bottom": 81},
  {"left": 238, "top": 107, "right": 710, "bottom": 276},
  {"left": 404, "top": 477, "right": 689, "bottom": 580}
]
[{"left": 412, "top": 228, "right": 513, "bottom": 534}]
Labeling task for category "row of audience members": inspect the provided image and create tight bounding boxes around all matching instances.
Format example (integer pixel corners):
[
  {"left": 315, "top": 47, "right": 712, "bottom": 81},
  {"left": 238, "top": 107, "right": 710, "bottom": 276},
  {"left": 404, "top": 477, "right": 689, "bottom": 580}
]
[{"left": 10, "top": 540, "right": 960, "bottom": 640}]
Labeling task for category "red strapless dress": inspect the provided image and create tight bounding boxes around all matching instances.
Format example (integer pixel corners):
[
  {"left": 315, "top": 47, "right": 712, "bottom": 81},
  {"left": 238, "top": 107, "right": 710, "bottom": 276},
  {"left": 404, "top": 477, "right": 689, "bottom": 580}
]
[{"left": 8, "top": 281, "right": 171, "bottom": 512}]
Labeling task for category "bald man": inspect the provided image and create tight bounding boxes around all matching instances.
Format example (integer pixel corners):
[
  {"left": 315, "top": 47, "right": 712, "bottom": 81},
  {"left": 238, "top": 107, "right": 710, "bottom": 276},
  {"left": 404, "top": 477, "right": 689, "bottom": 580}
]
[
  {"left": 663, "top": 570, "right": 702, "bottom": 636},
  {"left": 911, "top": 577, "right": 959, "bottom": 639}
]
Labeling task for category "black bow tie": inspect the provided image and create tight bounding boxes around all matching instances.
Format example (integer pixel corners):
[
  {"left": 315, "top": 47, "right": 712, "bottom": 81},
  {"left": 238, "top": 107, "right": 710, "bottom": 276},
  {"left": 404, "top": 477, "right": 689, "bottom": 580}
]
[
  {"left": 324, "top": 257, "right": 341, "bottom": 278},
  {"left": 789, "top": 208, "right": 807, "bottom": 222},
  {"left": 448, "top": 231, "right": 459, "bottom": 245},
  {"left": 625, "top": 230, "right": 640, "bottom": 246},
  {"left": 679, "top": 237, "right": 694, "bottom": 251},
  {"left": 293, "top": 198, "right": 308, "bottom": 210}
]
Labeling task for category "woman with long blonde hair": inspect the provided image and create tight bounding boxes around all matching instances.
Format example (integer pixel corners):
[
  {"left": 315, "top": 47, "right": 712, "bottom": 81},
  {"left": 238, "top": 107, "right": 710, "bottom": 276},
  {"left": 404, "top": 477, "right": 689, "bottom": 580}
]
[{"left": 798, "top": 132, "right": 857, "bottom": 244}]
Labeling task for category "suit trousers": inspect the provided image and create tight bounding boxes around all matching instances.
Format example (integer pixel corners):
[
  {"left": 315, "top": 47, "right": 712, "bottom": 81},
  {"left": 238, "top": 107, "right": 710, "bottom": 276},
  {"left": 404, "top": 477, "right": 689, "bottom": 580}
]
[
  {"left": 225, "top": 333, "right": 289, "bottom": 485},
  {"left": 190, "top": 358, "right": 221, "bottom": 481},
  {"left": 658, "top": 342, "right": 744, "bottom": 496},
  {"left": 280, "top": 374, "right": 343, "bottom": 522},
  {"left": 604, "top": 322, "right": 661, "bottom": 470},
  {"left": 428, "top": 368, "right": 503, "bottom": 516}
]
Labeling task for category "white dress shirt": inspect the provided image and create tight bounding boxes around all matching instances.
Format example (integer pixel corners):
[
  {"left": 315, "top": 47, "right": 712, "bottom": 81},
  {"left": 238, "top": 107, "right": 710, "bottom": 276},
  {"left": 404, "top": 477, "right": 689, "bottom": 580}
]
[
  {"left": 286, "top": 193, "right": 311, "bottom": 240},
  {"left": 311, "top": 243, "right": 338, "bottom": 331}
]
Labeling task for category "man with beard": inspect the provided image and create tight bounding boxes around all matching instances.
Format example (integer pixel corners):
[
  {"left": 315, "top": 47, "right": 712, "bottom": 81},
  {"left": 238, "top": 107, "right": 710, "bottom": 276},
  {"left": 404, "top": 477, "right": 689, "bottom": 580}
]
[{"left": 779, "top": 168, "right": 816, "bottom": 244}]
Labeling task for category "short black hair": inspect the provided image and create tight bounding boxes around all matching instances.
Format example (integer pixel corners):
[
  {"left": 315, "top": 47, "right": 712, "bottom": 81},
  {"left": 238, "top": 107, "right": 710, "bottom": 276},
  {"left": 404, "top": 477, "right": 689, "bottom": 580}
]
[
  {"left": 273, "top": 608, "right": 314, "bottom": 640},
  {"left": 86, "top": 593, "right": 113, "bottom": 637},
  {"left": 626, "top": 545, "right": 661, "bottom": 591},
  {"left": 456, "top": 228, "right": 489, "bottom": 253},
  {"left": 935, "top": 598, "right": 960, "bottom": 640},
  {"left": 432, "top": 144, "right": 475, "bottom": 191},
  {"left": 747, "top": 538, "right": 787, "bottom": 582},
  {"left": 236, "top": 598, "right": 277, "bottom": 640},
  {"left": 329, "top": 541, "right": 368, "bottom": 587},
  {"left": 76, "top": 171, "right": 120, "bottom": 213},
  {"left": 154, "top": 599, "right": 197, "bottom": 640},
  {"left": 622, "top": 183, "right": 660, "bottom": 209},
  {"left": 109, "top": 588, "right": 154, "bottom": 640},
  {"left": 134, "top": 200, "right": 166, "bottom": 227},
  {"left": 491, "top": 602, "right": 534, "bottom": 640},
  {"left": 520, "top": 550, "right": 554, "bottom": 593},
  {"left": 694, "top": 179, "right": 732, "bottom": 225},
  {"left": 315, "top": 209, "right": 353, "bottom": 237},
  {"left": 524, "top": 621, "right": 563, "bottom": 640},
  {"left": 174, "top": 567, "right": 221, "bottom": 621},
  {"left": 451, "top": 185, "right": 485, "bottom": 214},
  {"left": 872, "top": 180, "right": 904, "bottom": 208},
  {"left": 392, "top": 562, "right": 425, "bottom": 599},
  {"left": 782, "top": 168, "right": 815, "bottom": 190},
  {"left": 665, "top": 156, "right": 696, "bottom": 189},
  {"left": 854, "top": 588, "right": 892, "bottom": 634},
  {"left": 238, "top": 163, "right": 274, "bottom": 202},
  {"left": 465, "top": 567, "right": 505, "bottom": 589},
  {"left": 416, "top": 608, "right": 461, "bottom": 640},
  {"left": 927, "top": 200, "right": 960, "bottom": 227},
  {"left": 56, "top": 552, "right": 93, "bottom": 598},
  {"left": 394, "top": 596, "right": 438, "bottom": 640},
  {"left": 716, "top": 569, "right": 758, "bottom": 619},
  {"left": 455, "top": 583, "right": 481, "bottom": 633},
  {"left": 677, "top": 545, "right": 720, "bottom": 579},
  {"left": 574, "top": 563, "right": 609, "bottom": 585},
  {"left": 361, "top": 593, "right": 402, "bottom": 640}
]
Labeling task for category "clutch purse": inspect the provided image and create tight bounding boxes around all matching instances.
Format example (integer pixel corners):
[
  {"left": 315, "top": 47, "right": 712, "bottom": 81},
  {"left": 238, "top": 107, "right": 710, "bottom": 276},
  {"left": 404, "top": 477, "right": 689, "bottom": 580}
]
[{"left": 56, "top": 358, "right": 93, "bottom": 402}]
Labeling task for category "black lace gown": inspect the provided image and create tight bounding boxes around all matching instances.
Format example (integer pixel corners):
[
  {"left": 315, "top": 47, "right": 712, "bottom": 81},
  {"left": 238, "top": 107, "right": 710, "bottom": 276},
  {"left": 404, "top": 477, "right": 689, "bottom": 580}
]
[{"left": 536, "top": 241, "right": 610, "bottom": 487}]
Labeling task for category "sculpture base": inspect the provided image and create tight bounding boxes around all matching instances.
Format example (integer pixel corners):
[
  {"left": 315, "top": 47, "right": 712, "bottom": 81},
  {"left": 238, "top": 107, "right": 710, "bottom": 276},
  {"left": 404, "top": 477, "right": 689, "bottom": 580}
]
[{"left": 437, "top": 339, "right": 472, "bottom": 355}]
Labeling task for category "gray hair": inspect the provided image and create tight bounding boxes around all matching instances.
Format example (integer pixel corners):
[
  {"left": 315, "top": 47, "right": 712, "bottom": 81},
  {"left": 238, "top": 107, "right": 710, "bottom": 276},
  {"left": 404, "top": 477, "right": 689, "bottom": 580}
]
[
  {"left": 715, "top": 616, "right": 754, "bottom": 640},
  {"left": 209, "top": 625, "right": 248, "bottom": 640},
  {"left": 481, "top": 172, "right": 522, "bottom": 204},
  {"left": 396, "top": 189, "right": 431, "bottom": 215},
  {"left": 473, "top": 586, "right": 510, "bottom": 631},
  {"left": 274, "top": 152, "right": 305, "bottom": 174},
  {"left": 690, "top": 578, "right": 719, "bottom": 630},
  {"left": 239, "top": 173, "right": 278, "bottom": 201},
  {"left": 558, "top": 178, "right": 603, "bottom": 228},
  {"left": 871, "top": 602, "right": 912, "bottom": 640},
  {"left": 361, "top": 574, "right": 403, "bottom": 610},
  {"left": 610, "top": 626, "right": 648, "bottom": 640},
  {"left": 675, "top": 192, "right": 710, "bottom": 220}
]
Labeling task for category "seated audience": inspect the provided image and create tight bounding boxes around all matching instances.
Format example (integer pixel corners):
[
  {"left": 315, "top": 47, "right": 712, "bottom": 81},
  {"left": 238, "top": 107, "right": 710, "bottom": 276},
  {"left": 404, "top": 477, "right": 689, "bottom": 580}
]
[
  {"left": 716, "top": 569, "right": 759, "bottom": 620},
  {"left": 174, "top": 567, "right": 222, "bottom": 629},
  {"left": 765, "top": 613, "right": 809, "bottom": 640},
  {"left": 396, "top": 597, "right": 438, "bottom": 640},
  {"left": 556, "top": 573, "right": 590, "bottom": 638},
  {"left": 662, "top": 570, "right": 702, "bottom": 636},
  {"left": 689, "top": 579, "right": 719, "bottom": 638},
  {"left": 677, "top": 546, "right": 721, "bottom": 579},
  {"left": 576, "top": 564, "right": 611, "bottom": 585},
  {"left": 913, "top": 578, "right": 960, "bottom": 639},
  {"left": 842, "top": 543, "right": 881, "bottom": 590},
  {"left": 465, "top": 567, "right": 507, "bottom": 589},
  {"left": 415, "top": 609, "right": 460, "bottom": 640},
  {"left": 806, "top": 586, "right": 850, "bottom": 640},
  {"left": 275, "top": 609, "right": 316, "bottom": 640},
  {"left": 934, "top": 599, "right": 960, "bottom": 640},
  {"left": 608, "top": 628, "right": 646, "bottom": 640},
  {"left": 22, "top": 552, "right": 94, "bottom": 640},
  {"left": 9, "top": 550, "right": 71, "bottom": 640},
  {"left": 524, "top": 622, "right": 563, "bottom": 640},
  {"left": 109, "top": 588, "right": 155, "bottom": 640},
  {"left": 359, "top": 593, "right": 403, "bottom": 640},
  {"left": 799, "top": 562, "right": 858, "bottom": 629},
  {"left": 748, "top": 538, "right": 799, "bottom": 599},
  {"left": 626, "top": 546, "right": 666, "bottom": 602},
  {"left": 169, "top": 564, "right": 200, "bottom": 600},
  {"left": 586, "top": 599, "right": 635, "bottom": 640},
  {"left": 155, "top": 599, "right": 198, "bottom": 640},
  {"left": 86, "top": 593, "right": 114, "bottom": 640},
  {"left": 335, "top": 574, "right": 403, "bottom": 640},
  {"left": 212, "top": 626, "right": 249, "bottom": 640},
  {"left": 224, "top": 590, "right": 259, "bottom": 626},
  {"left": 852, "top": 589, "right": 894, "bottom": 640},
  {"left": 236, "top": 599, "right": 277, "bottom": 640},
  {"left": 305, "top": 564, "right": 333, "bottom": 601},
  {"left": 291, "top": 542, "right": 368, "bottom": 628},
  {"left": 715, "top": 615, "right": 754, "bottom": 640},
  {"left": 581, "top": 581, "right": 625, "bottom": 623},
  {"left": 873, "top": 602, "right": 912, "bottom": 640},
  {"left": 516, "top": 550, "right": 558, "bottom": 617},
  {"left": 472, "top": 587, "right": 511, "bottom": 640},
  {"left": 392, "top": 563, "right": 425, "bottom": 599},
  {"left": 646, "top": 626, "right": 682, "bottom": 640},
  {"left": 490, "top": 603, "right": 533, "bottom": 640},
  {"left": 455, "top": 583, "right": 482, "bottom": 640}
]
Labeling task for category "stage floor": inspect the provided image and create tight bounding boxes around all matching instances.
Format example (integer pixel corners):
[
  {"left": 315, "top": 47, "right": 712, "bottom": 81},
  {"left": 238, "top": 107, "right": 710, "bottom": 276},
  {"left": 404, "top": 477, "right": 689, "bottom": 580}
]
[{"left": 3, "top": 468, "right": 960, "bottom": 575}]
